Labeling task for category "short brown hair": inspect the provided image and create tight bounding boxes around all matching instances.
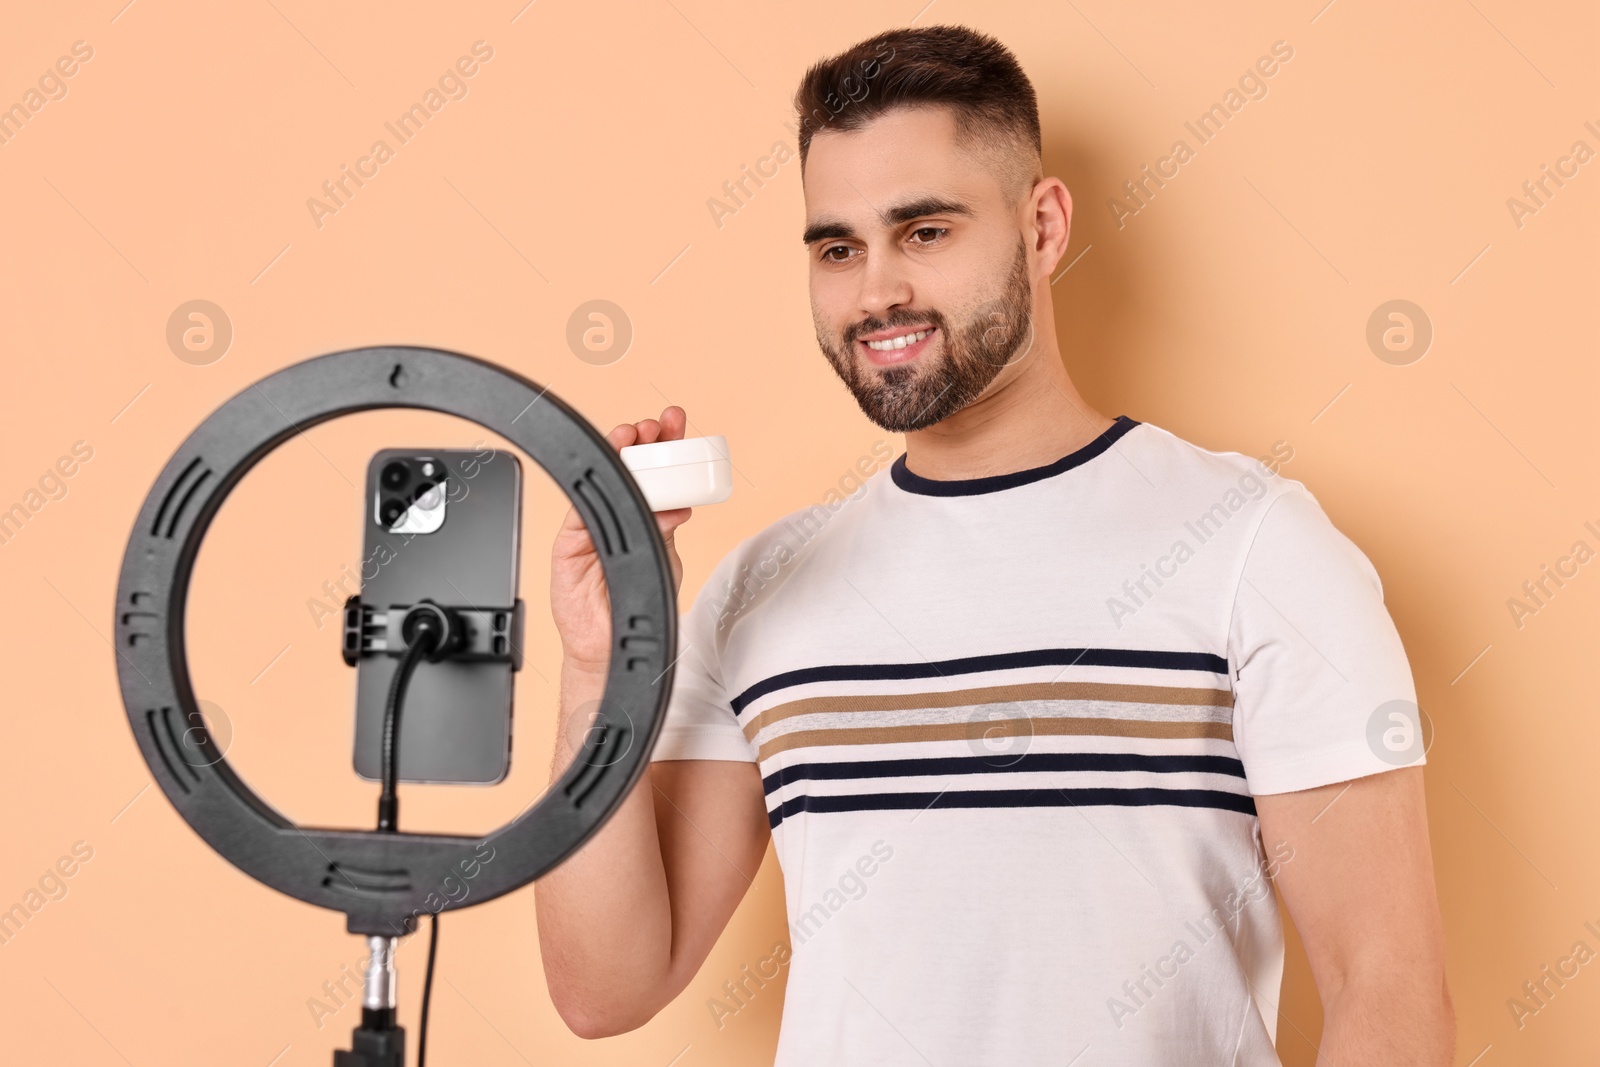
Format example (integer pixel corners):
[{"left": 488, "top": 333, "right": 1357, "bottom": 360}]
[{"left": 792, "top": 25, "right": 1043, "bottom": 206}]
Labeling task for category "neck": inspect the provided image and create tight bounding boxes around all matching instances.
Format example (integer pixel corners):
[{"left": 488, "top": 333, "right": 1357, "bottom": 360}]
[{"left": 900, "top": 312, "right": 1114, "bottom": 481}]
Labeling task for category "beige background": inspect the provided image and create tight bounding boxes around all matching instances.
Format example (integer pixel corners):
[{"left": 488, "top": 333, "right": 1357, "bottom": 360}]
[{"left": 1, "top": 0, "right": 1594, "bottom": 1063}]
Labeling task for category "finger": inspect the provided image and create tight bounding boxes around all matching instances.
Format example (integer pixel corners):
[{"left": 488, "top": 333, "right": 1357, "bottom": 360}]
[
  {"left": 560, "top": 428, "right": 637, "bottom": 535},
  {"left": 656, "top": 507, "right": 692, "bottom": 537},
  {"left": 634, "top": 418, "right": 662, "bottom": 445},
  {"left": 660, "top": 406, "right": 687, "bottom": 442},
  {"left": 607, "top": 422, "right": 640, "bottom": 450},
  {"left": 557, "top": 497, "right": 593, "bottom": 534}
]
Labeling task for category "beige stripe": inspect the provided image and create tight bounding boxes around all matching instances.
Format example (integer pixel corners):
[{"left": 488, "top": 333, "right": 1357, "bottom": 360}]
[
  {"left": 740, "top": 680, "right": 1233, "bottom": 743},
  {"left": 755, "top": 716, "right": 1234, "bottom": 763}
]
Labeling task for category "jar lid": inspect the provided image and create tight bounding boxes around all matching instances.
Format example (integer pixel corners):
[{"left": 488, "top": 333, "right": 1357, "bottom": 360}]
[{"left": 619, "top": 434, "right": 730, "bottom": 473}]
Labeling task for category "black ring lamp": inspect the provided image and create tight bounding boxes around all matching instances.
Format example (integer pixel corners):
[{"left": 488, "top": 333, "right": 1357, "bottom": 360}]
[{"left": 112, "top": 347, "right": 676, "bottom": 1057}]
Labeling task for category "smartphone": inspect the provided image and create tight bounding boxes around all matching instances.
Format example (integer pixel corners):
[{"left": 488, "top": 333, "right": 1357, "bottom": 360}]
[{"left": 350, "top": 445, "right": 521, "bottom": 785}]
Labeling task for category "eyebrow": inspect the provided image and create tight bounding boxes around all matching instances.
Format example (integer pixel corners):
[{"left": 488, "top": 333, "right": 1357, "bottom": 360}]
[{"left": 801, "top": 195, "right": 976, "bottom": 246}]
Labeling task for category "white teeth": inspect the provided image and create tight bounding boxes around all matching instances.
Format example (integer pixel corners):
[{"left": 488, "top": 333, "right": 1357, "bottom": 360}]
[{"left": 865, "top": 329, "right": 930, "bottom": 351}]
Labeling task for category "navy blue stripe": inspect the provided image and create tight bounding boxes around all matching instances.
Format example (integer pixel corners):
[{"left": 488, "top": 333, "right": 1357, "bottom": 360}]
[
  {"left": 767, "top": 786, "right": 1256, "bottom": 829},
  {"left": 890, "top": 414, "right": 1140, "bottom": 496},
  {"left": 761, "top": 752, "right": 1246, "bottom": 796},
  {"left": 731, "top": 647, "right": 1230, "bottom": 714}
]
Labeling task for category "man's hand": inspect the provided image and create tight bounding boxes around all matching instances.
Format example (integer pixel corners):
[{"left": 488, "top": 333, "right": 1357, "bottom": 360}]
[
  {"left": 1257, "top": 766, "right": 1454, "bottom": 1063},
  {"left": 550, "top": 405, "right": 694, "bottom": 673}
]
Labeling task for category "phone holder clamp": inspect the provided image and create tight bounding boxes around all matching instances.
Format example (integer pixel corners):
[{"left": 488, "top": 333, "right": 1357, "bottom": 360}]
[{"left": 340, "top": 596, "right": 524, "bottom": 669}]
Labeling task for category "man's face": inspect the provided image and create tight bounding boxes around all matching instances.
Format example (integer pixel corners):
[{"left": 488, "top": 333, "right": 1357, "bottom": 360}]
[{"left": 802, "top": 105, "right": 1036, "bottom": 433}]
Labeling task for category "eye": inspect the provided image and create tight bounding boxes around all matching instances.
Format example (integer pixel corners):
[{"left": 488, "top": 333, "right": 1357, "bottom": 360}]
[
  {"left": 907, "top": 226, "right": 949, "bottom": 246},
  {"left": 819, "top": 244, "right": 858, "bottom": 263}
]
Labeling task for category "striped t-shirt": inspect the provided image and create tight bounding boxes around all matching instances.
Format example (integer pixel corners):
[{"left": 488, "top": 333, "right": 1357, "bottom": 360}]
[{"left": 653, "top": 415, "right": 1423, "bottom": 1065}]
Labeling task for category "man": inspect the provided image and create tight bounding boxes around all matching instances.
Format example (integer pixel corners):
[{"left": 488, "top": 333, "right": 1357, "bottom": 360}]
[{"left": 537, "top": 24, "right": 1453, "bottom": 1065}]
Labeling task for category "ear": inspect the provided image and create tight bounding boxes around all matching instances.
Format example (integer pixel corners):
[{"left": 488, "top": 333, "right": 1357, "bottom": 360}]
[{"left": 1029, "top": 176, "right": 1072, "bottom": 275}]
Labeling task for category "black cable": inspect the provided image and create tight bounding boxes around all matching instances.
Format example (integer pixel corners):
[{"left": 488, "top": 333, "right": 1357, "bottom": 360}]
[
  {"left": 419, "top": 911, "right": 439, "bottom": 1066},
  {"left": 377, "top": 615, "right": 438, "bottom": 833},
  {"left": 375, "top": 608, "right": 447, "bottom": 1063}
]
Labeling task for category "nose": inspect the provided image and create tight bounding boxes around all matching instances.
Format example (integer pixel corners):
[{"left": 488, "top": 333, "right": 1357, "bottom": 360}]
[{"left": 854, "top": 245, "right": 917, "bottom": 330}]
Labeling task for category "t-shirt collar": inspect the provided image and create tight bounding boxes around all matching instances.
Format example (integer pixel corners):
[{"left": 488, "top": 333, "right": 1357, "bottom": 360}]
[{"left": 888, "top": 415, "right": 1139, "bottom": 497}]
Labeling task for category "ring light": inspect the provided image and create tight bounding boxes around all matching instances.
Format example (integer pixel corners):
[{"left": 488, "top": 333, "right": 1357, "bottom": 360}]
[{"left": 112, "top": 346, "right": 677, "bottom": 938}]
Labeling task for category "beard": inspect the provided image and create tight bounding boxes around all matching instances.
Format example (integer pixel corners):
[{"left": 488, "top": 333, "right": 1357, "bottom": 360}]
[{"left": 815, "top": 236, "right": 1035, "bottom": 433}]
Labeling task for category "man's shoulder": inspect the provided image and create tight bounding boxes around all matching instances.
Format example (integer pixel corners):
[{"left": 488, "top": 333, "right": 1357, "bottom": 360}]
[
  {"left": 1125, "top": 419, "right": 1387, "bottom": 600},
  {"left": 1123, "top": 416, "right": 1309, "bottom": 507}
]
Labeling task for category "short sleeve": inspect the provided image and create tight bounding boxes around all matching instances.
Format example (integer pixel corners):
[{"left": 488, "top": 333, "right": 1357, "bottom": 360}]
[
  {"left": 650, "top": 559, "right": 758, "bottom": 763},
  {"left": 1228, "top": 484, "right": 1424, "bottom": 795}
]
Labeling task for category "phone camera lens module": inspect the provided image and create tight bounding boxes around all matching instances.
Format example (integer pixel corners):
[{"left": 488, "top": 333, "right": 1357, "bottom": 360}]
[
  {"left": 381, "top": 461, "right": 410, "bottom": 490},
  {"left": 379, "top": 498, "right": 407, "bottom": 526}
]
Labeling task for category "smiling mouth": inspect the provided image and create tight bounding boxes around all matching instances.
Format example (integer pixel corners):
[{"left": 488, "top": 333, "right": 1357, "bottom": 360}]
[{"left": 858, "top": 327, "right": 937, "bottom": 366}]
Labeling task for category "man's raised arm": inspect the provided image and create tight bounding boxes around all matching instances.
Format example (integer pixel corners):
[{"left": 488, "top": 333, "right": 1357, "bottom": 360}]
[{"left": 534, "top": 408, "right": 769, "bottom": 1038}]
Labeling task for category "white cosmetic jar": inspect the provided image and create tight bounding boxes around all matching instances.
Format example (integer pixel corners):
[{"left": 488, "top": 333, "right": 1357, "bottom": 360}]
[{"left": 618, "top": 435, "right": 733, "bottom": 511}]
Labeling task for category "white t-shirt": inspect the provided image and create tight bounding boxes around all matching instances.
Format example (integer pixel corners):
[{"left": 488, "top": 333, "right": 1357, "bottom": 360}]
[{"left": 652, "top": 415, "right": 1424, "bottom": 1065}]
